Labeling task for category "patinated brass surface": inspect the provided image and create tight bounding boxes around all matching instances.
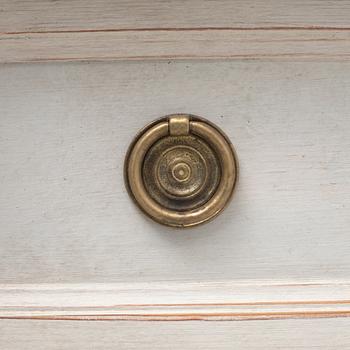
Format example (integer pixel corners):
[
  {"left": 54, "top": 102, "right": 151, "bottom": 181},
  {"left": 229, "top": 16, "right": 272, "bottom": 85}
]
[{"left": 124, "top": 114, "right": 238, "bottom": 228}]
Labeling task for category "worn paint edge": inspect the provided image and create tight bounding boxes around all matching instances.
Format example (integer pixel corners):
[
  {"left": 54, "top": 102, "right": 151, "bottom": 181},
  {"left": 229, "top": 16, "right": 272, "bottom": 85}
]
[
  {"left": 1, "top": 281, "right": 350, "bottom": 321},
  {"left": 1, "top": 28, "right": 350, "bottom": 63}
]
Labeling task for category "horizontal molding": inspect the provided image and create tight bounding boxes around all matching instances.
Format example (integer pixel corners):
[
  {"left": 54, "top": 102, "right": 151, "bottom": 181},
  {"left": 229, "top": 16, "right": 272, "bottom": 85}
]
[
  {"left": 2, "top": 0, "right": 350, "bottom": 62},
  {"left": 2, "top": 0, "right": 350, "bottom": 33},
  {"left": 1, "top": 281, "right": 350, "bottom": 321},
  {"left": 1, "top": 28, "right": 350, "bottom": 63}
]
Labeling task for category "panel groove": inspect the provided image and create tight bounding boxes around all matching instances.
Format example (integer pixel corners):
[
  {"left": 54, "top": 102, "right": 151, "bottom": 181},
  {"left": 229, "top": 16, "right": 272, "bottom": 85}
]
[{"left": 1, "top": 281, "right": 350, "bottom": 321}]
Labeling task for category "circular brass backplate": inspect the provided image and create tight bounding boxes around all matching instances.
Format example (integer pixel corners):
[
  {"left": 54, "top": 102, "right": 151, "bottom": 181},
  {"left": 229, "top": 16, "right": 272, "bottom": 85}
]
[{"left": 124, "top": 114, "right": 238, "bottom": 228}]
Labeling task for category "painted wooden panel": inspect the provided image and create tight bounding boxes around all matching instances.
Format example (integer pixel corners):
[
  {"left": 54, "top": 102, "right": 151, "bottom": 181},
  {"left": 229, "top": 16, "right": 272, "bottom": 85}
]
[
  {"left": 2, "top": 29, "right": 350, "bottom": 63},
  {"left": 1, "top": 60, "right": 350, "bottom": 284},
  {"left": 1, "top": 0, "right": 350, "bottom": 62},
  {"left": 1, "top": 281, "right": 350, "bottom": 321},
  {"left": 2, "top": 0, "right": 350, "bottom": 32},
  {"left": 1, "top": 1, "right": 350, "bottom": 346},
  {"left": 2, "top": 318, "right": 350, "bottom": 349}
]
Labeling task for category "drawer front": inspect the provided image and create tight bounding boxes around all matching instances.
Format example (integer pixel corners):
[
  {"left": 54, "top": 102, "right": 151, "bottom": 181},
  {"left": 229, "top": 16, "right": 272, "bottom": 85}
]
[
  {"left": 1, "top": 1, "right": 350, "bottom": 348},
  {"left": 1, "top": 60, "right": 350, "bottom": 284}
]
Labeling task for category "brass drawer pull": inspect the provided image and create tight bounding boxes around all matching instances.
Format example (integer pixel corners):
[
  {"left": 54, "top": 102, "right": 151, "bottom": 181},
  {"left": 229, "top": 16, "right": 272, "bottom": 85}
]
[{"left": 124, "top": 114, "right": 238, "bottom": 228}]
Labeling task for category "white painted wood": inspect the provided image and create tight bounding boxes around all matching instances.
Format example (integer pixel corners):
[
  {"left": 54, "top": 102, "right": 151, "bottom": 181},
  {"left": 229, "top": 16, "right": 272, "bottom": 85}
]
[
  {"left": 0, "top": 281, "right": 349, "bottom": 320},
  {"left": 2, "top": 318, "right": 350, "bottom": 349},
  {"left": 1, "top": 0, "right": 350, "bottom": 62},
  {"left": 1, "top": 60, "right": 350, "bottom": 285},
  {"left": 1, "top": 0, "right": 350, "bottom": 345},
  {"left": 2, "top": 29, "right": 350, "bottom": 63},
  {"left": 2, "top": 0, "right": 350, "bottom": 32}
]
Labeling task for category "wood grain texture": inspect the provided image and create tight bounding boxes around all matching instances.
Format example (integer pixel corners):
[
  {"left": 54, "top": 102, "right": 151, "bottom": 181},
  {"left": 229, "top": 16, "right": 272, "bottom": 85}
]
[
  {"left": 1, "top": 0, "right": 350, "bottom": 62},
  {"left": 0, "top": 281, "right": 350, "bottom": 321},
  {"left": 2, "top": 29, "right": 350, "bottom": 63},
  {"left": 2, "top": 318, "right": 350, "bottom": 349},
  {"left": 2, "top": 0, "right": 350, "bottom": 32},
  {"left": 1, "top": 60, "right": 350, "bottom": 285}
]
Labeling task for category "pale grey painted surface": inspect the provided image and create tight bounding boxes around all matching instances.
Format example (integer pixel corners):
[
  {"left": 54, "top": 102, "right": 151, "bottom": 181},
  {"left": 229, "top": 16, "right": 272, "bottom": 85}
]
[
  {"left": 2, "top": 28, "right": 350, "bottom": 63},
  {"left": 1, "top": 318, "right": 350, "bottom": 349},
  {"left": 1, "top": 1, "right": 350, "bottom": 346},
  {"left": 2, "top": 0, "right": 350, "bottom": 62},
  {"left": 1, "top": 60, "right": 349, "bottom": 284},
  {"left": 2, "top": 0, "right": 350, "bottom": 32}
]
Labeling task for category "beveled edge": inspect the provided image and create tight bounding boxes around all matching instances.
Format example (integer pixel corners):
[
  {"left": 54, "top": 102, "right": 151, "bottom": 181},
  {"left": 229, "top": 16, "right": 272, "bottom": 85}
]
[{"left": 124, "top": 114, "right": 238, "bottom": 228}]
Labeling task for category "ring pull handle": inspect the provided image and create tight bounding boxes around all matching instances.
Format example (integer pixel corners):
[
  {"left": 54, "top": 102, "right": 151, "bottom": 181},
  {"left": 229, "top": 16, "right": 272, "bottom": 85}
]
[{"left": 124, "top": 114, "right": 238, "bottom": 228}]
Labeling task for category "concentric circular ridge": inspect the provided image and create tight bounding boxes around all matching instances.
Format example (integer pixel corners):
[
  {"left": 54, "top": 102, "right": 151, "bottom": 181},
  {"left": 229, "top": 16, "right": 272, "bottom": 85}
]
[{"left": 124, "top": 114, "right": 238, "bottom": 228}]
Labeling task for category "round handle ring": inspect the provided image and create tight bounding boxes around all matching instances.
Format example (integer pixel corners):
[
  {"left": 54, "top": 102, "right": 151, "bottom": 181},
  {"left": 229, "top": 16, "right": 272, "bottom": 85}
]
[{"left": 124, "top": 115, "right": 238, "bottom": 228}]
